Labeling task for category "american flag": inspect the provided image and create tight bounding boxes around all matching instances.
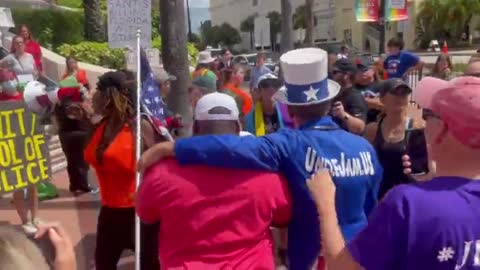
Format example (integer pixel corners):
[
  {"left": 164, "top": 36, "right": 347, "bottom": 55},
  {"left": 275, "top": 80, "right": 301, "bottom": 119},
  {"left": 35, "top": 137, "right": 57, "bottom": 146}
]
[{"left": 140, "top": 49, "right": 166, "bottom": 123}]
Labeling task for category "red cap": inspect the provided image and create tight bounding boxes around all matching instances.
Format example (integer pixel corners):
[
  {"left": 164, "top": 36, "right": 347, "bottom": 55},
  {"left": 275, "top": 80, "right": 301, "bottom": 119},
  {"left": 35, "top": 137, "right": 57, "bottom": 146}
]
[
  {"left": 57, "top": 86, "right": 83, "bottom": 102},
  {"left": 415, "top": 76, "right": 480, "bottom": 148}
]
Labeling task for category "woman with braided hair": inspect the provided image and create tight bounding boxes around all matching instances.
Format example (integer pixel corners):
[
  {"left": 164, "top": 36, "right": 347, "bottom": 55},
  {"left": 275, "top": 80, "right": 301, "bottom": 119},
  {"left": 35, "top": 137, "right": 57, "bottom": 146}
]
[{"left": 84, "top": 70, "right": 164, "bottom": 270}]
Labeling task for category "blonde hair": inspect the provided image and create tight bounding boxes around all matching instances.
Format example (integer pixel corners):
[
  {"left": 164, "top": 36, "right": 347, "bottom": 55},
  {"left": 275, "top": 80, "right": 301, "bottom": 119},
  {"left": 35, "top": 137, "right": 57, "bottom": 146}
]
[{"left": 0, "top": 227, "right": 49, "bottom": 270}]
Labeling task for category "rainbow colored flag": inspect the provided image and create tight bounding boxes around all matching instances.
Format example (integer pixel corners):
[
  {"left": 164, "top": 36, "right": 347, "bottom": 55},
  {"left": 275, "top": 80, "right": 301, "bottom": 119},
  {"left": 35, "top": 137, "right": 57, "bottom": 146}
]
[
  {"left": 355, "top": 0, "right": 379, "bottom": 22},
  {"left": 385, "top": 0, "right": 408, "bottom": 21}
]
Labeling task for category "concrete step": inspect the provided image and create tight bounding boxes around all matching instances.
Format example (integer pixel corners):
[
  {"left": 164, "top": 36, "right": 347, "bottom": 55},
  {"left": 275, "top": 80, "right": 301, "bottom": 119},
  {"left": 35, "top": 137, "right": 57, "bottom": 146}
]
[{"left": 47, "top": 133, "right": 67, "bottom": 174}]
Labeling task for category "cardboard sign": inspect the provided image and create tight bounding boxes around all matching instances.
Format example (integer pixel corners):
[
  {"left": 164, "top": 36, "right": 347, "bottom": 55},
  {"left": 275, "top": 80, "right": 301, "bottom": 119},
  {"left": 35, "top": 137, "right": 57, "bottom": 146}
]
[
  {"left": 0, "top": 101, "right": 50, "bottom": 194},
  {"left": 107, "top": 0, "right": 152, "bottom": 49}
]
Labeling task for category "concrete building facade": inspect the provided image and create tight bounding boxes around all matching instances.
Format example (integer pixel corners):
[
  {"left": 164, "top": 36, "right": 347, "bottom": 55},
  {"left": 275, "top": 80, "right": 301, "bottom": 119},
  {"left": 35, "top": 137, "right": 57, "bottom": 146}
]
[{"left": 209, "top": 0, "right": 421, "bottom": 52}]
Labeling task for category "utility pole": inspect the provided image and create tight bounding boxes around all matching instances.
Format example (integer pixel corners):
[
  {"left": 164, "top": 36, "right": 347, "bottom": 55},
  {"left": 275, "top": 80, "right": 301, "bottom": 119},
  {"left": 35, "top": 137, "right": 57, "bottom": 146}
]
[
  {"left": 378, "top": 0, "right": 387, "bottom": 55},
  {"left": 187, "top": 0, "right": 193, "bottom": 41}
]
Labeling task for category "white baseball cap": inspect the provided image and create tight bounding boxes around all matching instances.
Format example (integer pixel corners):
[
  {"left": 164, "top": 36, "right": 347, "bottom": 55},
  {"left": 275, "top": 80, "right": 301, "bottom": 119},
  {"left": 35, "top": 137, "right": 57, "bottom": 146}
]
[{"left": 195, "top": 92, "right": 239, "bottom": 121}]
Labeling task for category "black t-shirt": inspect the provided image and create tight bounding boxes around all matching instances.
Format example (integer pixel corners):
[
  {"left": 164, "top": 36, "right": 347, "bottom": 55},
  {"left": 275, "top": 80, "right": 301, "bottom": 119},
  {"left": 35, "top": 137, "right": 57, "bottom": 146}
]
[
  {"left": 355, "top": 83, "right": 382, "bottom": 124},
  {"left": 331, "top": 87, "right": 368, "bottom": 131}
]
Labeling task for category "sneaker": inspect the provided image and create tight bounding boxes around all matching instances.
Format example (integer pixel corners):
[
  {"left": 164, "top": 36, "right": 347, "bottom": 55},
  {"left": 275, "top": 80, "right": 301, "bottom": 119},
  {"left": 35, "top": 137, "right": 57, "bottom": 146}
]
[
  {"left": 22, "top": 222, "right": 38, "bottom": 235},
  {"left": 33, "top": 218, "right": 46, "bottom": 228}
]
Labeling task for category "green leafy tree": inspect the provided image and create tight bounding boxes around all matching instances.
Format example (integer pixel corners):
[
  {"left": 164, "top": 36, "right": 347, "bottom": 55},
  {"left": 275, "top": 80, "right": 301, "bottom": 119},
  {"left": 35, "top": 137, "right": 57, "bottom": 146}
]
[
  {"left": 267, "top": 11, "right": 281, "bottom": 51},
  {"left": 218, "top": 23, "right": 242, "bottom": 47},
  {"left": 240, "top": 15, "right": 255, "bottom": 49},
  {"left": 415, "top": 0, "right": 480, "bottom": 48}
]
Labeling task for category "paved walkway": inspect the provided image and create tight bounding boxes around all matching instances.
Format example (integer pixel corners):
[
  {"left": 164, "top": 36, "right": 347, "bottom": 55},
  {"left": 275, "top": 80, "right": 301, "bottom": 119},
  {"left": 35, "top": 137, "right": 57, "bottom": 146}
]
[{"left": 0, "top": 169, "right": 135, "bottom": 270}]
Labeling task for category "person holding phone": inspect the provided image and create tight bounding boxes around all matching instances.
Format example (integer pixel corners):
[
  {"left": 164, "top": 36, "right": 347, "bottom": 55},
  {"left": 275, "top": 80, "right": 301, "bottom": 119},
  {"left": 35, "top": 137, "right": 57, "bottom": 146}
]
[
  {"left": 306, "top": 76, "right": 480, "bottom": 270},
  {"left": 364, "top": 79, "right": 424, "bottom": 199},
  {"left": 330, "top": 59, "right": 368, "bottom": 135},
  {"left": 354, "top": 58, "right": 383, "bottom": 124}
]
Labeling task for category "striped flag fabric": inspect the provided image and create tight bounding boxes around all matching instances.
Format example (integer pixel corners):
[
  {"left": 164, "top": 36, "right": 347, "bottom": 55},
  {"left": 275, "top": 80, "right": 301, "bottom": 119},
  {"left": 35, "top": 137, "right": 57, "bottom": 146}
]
[{"left": 140, "top": 49, "right": 166, "bottom": 123}]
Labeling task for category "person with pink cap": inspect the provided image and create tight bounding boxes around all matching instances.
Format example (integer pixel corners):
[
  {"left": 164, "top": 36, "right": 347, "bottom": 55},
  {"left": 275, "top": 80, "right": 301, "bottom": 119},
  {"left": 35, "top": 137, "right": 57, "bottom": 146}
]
[{"left": 306, "top": 76, "right": 480, "bottom": 270}]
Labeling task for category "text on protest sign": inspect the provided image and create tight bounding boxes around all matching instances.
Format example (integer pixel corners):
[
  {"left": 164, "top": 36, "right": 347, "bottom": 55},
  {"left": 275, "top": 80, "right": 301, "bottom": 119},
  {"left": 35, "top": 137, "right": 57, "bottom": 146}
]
[
  {"left": 0, "top": 101, "right": 50, "bottom": 194},
  {"left": 108, "top": 0, "right": 152, "bottom": 49}
]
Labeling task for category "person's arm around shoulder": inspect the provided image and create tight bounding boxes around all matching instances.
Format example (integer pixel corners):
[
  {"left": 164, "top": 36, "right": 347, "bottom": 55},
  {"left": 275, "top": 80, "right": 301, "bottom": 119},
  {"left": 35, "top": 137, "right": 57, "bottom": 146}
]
[
  {"left": 308, "top": 169, "right": 407, "bottom": 270},
  {"left": 139, "top": 130, "right": 292, "bottom": 173}
]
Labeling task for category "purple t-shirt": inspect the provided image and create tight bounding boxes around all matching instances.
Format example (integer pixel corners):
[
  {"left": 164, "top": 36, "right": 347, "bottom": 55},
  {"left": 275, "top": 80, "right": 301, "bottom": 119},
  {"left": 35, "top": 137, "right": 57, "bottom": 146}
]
[{"left": 348, "top": 177, "right": 480, "bottom": 270}]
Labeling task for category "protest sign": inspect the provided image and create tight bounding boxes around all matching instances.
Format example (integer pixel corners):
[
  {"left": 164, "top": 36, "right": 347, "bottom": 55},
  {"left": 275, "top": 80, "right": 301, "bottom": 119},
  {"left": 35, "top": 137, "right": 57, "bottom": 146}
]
[
  {"left": 107, "top": 0, "right": 152, "bottom": 49},
  {"left": 0, "top": 101, "right": 50, "bottom": 194}
]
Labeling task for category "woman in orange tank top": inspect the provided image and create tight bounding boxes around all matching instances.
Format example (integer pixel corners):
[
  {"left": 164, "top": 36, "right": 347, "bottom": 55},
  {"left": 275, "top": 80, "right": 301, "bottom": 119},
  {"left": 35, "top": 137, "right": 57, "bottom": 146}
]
[{"left": 84, "top": 71, "right": 161, "bottom": 270}]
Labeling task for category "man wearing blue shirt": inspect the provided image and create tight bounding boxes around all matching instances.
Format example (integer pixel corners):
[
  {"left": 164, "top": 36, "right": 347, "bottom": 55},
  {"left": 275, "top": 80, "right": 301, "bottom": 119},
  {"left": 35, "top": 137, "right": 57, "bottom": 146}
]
[
  {"left": 384, "top": 37, "right": 424, "bottom": 79},
  {"left": 140, "top": 48, "right": 383, "bottom": 270}
]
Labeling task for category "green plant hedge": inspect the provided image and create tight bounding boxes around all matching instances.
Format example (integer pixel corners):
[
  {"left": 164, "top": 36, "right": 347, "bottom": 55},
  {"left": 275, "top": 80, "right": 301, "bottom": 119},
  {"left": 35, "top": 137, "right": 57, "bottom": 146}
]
[
  {"left": 57, "top": 39, "right": 199, "bottom": 70},
  {"left": 57, "top": 42, "right": 125, "bottom": 70},
  {"left": 11, "top": 8, "right": 84, "bottom": 50}
]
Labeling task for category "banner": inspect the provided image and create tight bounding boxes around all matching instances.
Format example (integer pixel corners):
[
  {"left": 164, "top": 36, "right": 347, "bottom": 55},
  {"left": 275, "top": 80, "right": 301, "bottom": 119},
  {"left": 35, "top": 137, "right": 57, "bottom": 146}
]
[
  {"left": 355, "top": 0, "right": 379, "bottom": 22},
  {"left": 386, "top": 0, "right": 408, "bottom": 21},
  {"left": 107, "top": 0, "right": 152, "bottom": 49},
  {"left": 0, "top": 101, "right": 50, "bottom": 194}
]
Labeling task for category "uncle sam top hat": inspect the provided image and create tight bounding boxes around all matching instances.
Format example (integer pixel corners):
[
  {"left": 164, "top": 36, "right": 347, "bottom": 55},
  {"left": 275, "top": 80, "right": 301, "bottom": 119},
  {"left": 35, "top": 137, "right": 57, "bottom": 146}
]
[{"left": 274, "top": 48, "right": 340, "bottom": 106}]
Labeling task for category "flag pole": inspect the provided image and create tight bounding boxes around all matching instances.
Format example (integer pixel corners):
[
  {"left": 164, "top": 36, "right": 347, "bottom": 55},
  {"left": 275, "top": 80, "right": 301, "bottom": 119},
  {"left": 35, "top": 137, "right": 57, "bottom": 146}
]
[{"left": 135, "top": 29, "right": 142, "bottom": 270}]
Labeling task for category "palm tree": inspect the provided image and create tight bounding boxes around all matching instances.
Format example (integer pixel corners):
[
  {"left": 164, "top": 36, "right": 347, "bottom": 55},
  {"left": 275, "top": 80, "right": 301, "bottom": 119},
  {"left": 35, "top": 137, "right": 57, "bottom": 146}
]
[
  {"left": 240, "top": 15, "right": 255, "bottom": 50},
  {"left": 160, "top": 0, "right": 191, "bottom": 136},
  {"left": 304, "top": 0, "right": 314, "bottom": 46},
  {"left": 267, "top": 11, "right": 282, "bottom": 51},
  {"left": 280, "top": 0, "right": 294, "bottom": 53},
  {"left": 83, "top": 0, "right": 105, "bottom": 41},
  {"left": 415, "top": 0, "right": 480, "bottom": 48}
]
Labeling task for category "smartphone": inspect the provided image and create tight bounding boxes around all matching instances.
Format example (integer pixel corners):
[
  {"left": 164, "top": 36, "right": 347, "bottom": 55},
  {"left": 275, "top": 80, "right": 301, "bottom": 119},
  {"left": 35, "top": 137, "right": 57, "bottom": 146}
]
[{"left": 405, "top": 129, "right": 429, "bottom": 175}]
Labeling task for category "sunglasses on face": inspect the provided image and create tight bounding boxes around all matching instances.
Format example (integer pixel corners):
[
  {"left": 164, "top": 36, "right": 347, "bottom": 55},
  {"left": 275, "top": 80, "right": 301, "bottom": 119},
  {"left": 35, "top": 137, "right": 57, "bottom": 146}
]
[{"left": 422, "top": 109, "right": 441, "bottom": 121}]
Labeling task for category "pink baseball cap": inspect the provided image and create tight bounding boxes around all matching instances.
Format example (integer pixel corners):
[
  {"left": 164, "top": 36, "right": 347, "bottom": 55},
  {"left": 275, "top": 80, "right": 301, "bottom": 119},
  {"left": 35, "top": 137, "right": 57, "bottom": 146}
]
[{"left": 415, "top": 76, "right": 480, "bottom": 148}]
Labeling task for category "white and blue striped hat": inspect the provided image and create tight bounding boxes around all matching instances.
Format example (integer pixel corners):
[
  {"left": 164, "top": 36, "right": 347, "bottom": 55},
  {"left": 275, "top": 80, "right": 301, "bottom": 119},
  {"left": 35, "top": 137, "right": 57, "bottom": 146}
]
[{"left": 274, "top": 48, "right": 340, "bottom": 106}]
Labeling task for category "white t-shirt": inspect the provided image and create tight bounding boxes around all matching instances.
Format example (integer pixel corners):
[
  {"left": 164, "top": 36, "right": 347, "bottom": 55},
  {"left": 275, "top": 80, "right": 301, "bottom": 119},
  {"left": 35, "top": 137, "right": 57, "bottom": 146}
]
[{"left": 1, "top": 53, "right": 36, "bottom": 76}]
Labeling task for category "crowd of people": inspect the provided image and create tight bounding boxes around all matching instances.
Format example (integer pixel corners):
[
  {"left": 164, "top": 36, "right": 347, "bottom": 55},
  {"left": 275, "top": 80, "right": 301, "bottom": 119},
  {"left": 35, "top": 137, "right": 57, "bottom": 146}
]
[{"left": 0, "top": 25, "right": 479, "bottom": 270}]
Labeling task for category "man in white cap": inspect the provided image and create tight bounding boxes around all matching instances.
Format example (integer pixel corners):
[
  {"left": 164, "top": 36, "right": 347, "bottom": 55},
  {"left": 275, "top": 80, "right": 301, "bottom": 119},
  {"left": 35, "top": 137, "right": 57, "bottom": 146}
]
[
  {"left": 136, "top": 92, "right": 289, "bottom": 269},
  {"left": 140, "top": 48, "right": 383, "bottom": 269}
]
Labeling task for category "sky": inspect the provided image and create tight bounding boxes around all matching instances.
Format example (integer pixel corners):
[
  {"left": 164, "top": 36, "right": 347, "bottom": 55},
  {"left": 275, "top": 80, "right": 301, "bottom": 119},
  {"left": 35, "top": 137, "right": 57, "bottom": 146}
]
[
  {"left": 187, "top": 0, "right": 210, "bottom": 33},
  {"left": 188, "top": 0, "right": 209, "bottom": 8}
]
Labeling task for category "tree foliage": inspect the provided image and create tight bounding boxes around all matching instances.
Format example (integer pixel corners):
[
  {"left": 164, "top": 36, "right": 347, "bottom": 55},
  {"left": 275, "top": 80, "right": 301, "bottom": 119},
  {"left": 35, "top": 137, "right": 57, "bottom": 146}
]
[
  {"left": 201, "top": 22, "right": 241, "bottom": 47},
  {"left": 240, "top": 15, "right": 255, "bottom": 33},
  {"left": 416, "top": 0, "right": 480, "bottom": 48},
  {"left": 267, "top": 11, "right": 282, "bottom": 47}
]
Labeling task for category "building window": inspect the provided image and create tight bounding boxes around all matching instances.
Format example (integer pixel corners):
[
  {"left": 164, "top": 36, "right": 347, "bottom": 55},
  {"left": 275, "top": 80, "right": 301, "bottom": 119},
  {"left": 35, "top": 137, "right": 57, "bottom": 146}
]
[{"left": 253, "top": 0, "right": 258, "bottom": 6}]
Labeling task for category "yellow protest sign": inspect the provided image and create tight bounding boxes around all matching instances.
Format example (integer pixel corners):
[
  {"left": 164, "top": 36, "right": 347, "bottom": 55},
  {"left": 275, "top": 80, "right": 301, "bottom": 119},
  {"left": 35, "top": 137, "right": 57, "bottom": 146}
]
[{"left": 0, "top": 101, "right": 50, "bottom": 194}]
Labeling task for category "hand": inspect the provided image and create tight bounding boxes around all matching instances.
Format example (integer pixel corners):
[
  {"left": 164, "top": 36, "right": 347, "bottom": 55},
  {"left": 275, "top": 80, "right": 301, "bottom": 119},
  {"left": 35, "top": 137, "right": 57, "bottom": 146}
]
[
  {"left": 35, "top": 223, "right": 76, "bottom": 270},
  {"left": 402, "top": 155, "right": 436, "bottom": 182},
  {"left": 306, "top": 169, "right": 336, "bottom": 216},
  {"left": 331, "top": 101, "right": 346, "bottom": 119},
  {"left": 138, "top": 141, "right": 175, "bottom": 172}
]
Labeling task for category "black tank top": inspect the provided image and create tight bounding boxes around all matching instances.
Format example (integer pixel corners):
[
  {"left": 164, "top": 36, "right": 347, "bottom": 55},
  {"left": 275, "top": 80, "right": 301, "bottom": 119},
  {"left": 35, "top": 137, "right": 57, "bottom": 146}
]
[{"left": 373, "top": 117, "right": 414, "bottom": 199}]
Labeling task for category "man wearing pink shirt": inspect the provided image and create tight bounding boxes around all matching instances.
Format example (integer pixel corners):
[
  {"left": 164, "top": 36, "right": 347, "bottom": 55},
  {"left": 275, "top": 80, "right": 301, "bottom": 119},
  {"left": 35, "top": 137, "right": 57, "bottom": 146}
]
[{"left": 136, "top": 92, "right": 292, "bottom": 269}]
